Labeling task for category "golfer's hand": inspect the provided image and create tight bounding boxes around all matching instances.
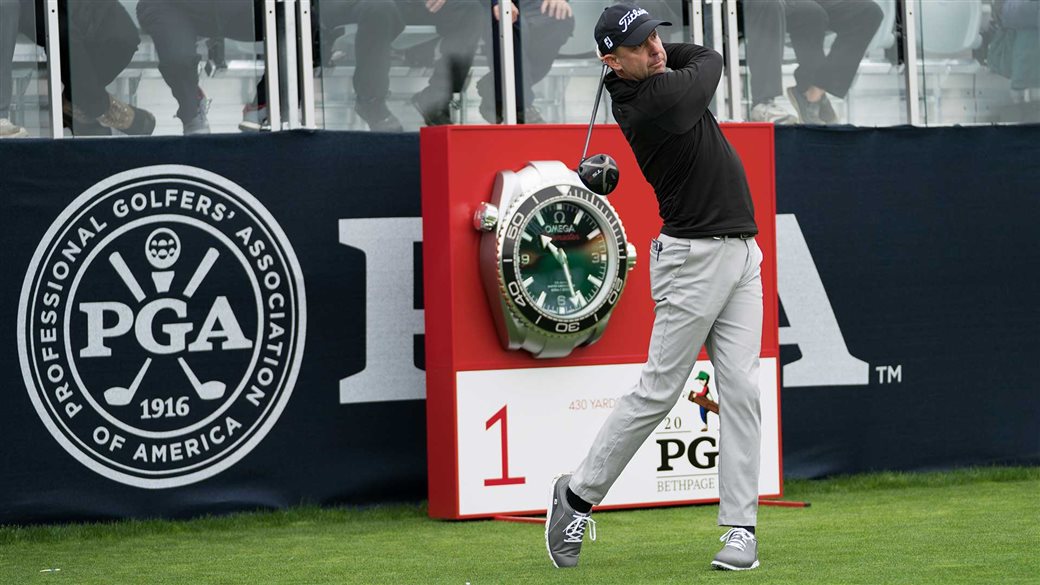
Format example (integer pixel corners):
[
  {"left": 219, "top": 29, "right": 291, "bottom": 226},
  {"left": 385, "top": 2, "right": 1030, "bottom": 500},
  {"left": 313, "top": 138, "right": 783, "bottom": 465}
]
[
  {"left": 541, "top": 0, "right": 572, "bottom": 20},
  {"left": 493, "top": 2, "right": 520, "bottom": 23},
  {"left": 425, "top": 0, "right": 446, "bottom": 13}
]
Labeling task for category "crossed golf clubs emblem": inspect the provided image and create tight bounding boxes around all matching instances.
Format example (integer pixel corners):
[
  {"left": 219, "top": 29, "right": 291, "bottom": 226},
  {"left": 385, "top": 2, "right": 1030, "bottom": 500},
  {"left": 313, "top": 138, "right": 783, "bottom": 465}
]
[{"left": 102, "top": 227, "right": 227, "bottom": 407}]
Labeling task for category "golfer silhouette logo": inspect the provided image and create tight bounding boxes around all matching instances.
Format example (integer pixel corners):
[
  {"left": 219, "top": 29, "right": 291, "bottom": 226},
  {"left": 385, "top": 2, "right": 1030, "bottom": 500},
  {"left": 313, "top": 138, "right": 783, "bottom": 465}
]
[{"left": 18, "top": 166, "right": 307, "bottom": 489}]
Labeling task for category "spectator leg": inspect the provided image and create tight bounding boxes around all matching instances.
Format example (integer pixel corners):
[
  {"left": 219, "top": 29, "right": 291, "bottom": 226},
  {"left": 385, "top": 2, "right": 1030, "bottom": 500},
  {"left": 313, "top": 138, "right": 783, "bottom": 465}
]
[
  {"left": 335, "top": 0, "right": 403, "bottom": 102},
  {"left": 0, "top": 0, "right": 19, "bottom": 117},
  {"left": 785, "top": 0, "right": 829, "bottom": 94},
  {"left": 513, "top": 0, "right": 573, "bottom": 109},
  {"left": 814, "top": 0, "right": 882, "bottom": 97},
  {"left": 137, "top": 0, "right": 204, "bottom": 122},
  {"left": 743, "top": 0, "right": 785, "bottom": 105},
  {"left": 428, "top": 0, "right": 483, "bottom": 100},
  {"left": 67, "top": 5, "right": 141, "bottom": 125}
]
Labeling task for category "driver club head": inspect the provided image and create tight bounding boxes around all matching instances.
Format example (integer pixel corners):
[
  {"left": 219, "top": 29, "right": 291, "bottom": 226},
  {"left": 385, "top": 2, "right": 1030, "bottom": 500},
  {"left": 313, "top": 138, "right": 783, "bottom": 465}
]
[{"left": 577, "top": 153, "right": 619, "bottom": 196}]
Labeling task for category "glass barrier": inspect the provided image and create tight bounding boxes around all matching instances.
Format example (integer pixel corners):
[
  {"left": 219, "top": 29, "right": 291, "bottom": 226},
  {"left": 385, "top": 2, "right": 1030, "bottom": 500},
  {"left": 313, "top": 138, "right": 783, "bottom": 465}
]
[
  {"left": 504, "top": 0, "right": 690, "bottom": 127},
  {"left": 1, "top": 0, "right": 50, "bottom": 138},
  {"left": 59, "top": 0, "right": 267, "bottom": 137},
  {"left": 11, "top": 0, "right": 1040, "bottom": 136},
  {"left": 312, "top": 0, "right": 496, "bottom": 132},
  {"left": 555, "top": 0, "right": 613, "bottom": 125},
  {"left": 918, "top": 0, "right": 1038, "bottom": 125},
  {"left": 739, "top": 0, "right": 908, "bottom": 126},
  {"left": 492, "top": 0, "right": 586, "bottom": 125}
]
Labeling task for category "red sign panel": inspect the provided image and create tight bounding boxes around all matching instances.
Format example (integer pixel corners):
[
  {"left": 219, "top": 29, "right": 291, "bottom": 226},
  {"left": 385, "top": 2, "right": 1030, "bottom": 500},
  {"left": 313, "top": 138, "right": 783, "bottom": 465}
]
[{"left": 422, "top": 124, "right": 778, "bottom": 519}]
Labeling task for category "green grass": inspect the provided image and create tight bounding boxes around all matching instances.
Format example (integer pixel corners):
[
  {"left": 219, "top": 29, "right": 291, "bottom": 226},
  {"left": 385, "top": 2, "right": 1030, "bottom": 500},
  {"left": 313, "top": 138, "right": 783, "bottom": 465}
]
[{"left": 2, "top": 467, "right": 1038, "bottom": 584}]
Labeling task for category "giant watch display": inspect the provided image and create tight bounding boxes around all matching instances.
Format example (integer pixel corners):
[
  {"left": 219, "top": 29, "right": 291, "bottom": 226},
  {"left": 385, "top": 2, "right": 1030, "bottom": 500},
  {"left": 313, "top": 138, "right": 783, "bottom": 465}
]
[{"left": 474, "top": 161, "right": 637, "bottom": 358}]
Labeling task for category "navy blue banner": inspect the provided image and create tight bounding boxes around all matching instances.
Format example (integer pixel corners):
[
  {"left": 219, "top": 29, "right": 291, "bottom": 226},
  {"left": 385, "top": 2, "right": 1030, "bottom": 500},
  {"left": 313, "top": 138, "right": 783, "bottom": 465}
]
[
  {"left": 774, "top": 125, "right": 1040, "bottom": 477},
  {"left": 1, "top": 126, "right": 1037, "bottom": 524},
  {"left": 0, "top": 132, "right": 427, "bottom": 523}
]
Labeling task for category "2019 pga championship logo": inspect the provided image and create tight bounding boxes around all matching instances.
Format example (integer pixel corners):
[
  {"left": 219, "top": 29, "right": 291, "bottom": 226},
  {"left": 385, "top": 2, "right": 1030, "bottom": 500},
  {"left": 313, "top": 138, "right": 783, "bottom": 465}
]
[{"left": 17, "top": 165, "right": 306, "bottom": 488}]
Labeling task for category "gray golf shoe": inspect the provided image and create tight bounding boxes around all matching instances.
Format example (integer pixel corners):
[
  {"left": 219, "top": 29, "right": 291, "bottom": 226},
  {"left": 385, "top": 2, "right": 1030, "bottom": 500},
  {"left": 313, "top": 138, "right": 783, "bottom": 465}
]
[
  {"left": 711, "top": 528, "right": 759, "bottom": 571},
  {"left": 545, "top": 474, "right": 596, "bottom": 568}
]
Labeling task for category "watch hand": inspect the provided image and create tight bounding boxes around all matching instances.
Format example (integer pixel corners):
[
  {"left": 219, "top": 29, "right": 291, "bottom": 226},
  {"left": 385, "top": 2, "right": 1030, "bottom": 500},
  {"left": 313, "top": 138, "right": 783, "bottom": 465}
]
[
  {"left": 540, "top": 234, "right": 577, "bottom": 302},
  {"left": 540, "top": 234, "right": 568, "bottom": 266},
  {"left": 571, "top": 289, "right": 586, "bottom": 307},
  {"left": 561, "top": 261, "right": 577, "bottom": 299},
  {"left": 539, "top": 234, "right": 559, "bottom": 258}
]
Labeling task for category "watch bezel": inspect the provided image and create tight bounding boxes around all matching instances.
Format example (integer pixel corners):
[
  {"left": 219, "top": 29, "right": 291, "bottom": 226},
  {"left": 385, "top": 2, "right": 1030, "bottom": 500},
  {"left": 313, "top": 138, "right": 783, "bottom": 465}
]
[{"left": 498, "top": 185, "right": 630, "bottom": 336}]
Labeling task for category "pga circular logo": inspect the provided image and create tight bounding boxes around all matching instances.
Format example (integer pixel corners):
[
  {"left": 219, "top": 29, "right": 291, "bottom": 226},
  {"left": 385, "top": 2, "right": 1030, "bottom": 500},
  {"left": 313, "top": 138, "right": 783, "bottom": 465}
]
[{"left": 17, "top": 165, "right": 306, "bottom": 488}]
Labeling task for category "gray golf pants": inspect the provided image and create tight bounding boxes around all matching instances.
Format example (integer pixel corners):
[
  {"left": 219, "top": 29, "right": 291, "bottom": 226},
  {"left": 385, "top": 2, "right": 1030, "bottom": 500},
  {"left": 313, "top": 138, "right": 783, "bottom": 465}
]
[{"left": 571, "top": 233, "right": 763, "bottom": 527}]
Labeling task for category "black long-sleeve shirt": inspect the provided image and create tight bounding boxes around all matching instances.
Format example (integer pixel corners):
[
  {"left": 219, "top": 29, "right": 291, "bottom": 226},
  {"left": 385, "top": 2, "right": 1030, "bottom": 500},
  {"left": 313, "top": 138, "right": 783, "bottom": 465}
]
[{"left": 605, "top": 43, "right": 758, "bottom": 238}]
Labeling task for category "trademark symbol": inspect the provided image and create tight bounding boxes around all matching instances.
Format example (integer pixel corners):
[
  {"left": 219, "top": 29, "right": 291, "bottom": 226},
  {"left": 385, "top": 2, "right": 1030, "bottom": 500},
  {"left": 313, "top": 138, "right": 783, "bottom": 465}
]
[{"left": 875, "top": 365, "right": 902, "bottom": 384}]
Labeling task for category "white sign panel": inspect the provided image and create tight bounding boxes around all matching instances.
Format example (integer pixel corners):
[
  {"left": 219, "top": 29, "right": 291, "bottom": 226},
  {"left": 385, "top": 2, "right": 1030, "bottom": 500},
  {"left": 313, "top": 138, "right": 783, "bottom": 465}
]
[{"left": 455, "top": 359, "right": 780, "bottom": 517}]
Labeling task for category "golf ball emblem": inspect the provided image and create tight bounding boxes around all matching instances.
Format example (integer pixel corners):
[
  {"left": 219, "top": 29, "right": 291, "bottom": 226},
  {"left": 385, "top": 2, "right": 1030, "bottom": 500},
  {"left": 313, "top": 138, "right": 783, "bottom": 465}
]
[
  {"left": 18, "top": 166, "right": 306, "bottom": 488},
  {"left": 145, "top": 227, "right": 181, "bottom": 270}
]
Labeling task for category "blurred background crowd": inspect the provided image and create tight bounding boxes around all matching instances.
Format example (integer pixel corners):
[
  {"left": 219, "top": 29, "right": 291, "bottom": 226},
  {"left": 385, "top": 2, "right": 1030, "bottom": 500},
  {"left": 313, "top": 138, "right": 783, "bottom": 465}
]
[{"left": 1, "top": 0, "right": 1036, "bottom": 138}]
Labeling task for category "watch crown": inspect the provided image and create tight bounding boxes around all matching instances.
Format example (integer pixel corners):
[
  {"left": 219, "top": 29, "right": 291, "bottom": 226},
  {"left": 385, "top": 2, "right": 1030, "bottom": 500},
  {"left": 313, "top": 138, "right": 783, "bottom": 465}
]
[
  {"left": 626, "top": 243, "right": 637, "bottom": 272},
  {"left": 473, "top": 203, "right": 499, "bottom": 232}
]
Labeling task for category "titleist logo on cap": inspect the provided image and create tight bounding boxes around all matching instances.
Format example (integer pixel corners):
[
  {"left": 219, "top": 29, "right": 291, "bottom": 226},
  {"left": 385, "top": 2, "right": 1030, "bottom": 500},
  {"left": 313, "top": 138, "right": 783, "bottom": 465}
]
[
  {"left": 595, "top": 3, "right": 670, "bottom": 54},
  {"left": 619, "top": 8, "right": 648, "bottom": 33}
]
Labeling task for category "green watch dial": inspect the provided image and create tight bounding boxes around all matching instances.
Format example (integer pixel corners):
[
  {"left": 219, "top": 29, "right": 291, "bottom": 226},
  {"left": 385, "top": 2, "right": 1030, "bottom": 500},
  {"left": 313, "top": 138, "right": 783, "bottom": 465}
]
[{"left": 515, "top": 200, "right": 611, "bottom": 318}]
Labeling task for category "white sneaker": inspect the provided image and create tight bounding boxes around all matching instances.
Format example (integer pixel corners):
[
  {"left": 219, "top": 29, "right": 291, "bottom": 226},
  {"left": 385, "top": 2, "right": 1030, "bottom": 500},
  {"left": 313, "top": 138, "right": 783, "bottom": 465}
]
[
  {"left": 183, "top": 93, "right": 212, "bottom": 135},
  {"left": 750, "top": 99, "right": 798, "bottom": 125},
  {"left": 0, "top": 117, "right": 29, "bottom": 138},
  {"left": 239, "top": 104, "right": 269, "bottom": 132}
]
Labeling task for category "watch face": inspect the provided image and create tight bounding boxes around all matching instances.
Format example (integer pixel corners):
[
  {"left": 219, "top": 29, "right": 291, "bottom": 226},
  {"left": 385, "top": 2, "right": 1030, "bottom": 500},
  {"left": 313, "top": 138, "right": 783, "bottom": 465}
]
[
  {"left": 515, "top": 199, "right": 610, "bottom": 319},
  {"left": 497, "top": 184, "right": 630, "bottom": 335}
]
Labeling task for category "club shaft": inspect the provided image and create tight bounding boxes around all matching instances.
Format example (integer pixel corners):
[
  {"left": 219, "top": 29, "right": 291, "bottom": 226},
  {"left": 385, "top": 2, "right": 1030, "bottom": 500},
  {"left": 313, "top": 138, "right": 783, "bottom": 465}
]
[{"left": 581, "top": 64, "right": 609, "bottom": 163}]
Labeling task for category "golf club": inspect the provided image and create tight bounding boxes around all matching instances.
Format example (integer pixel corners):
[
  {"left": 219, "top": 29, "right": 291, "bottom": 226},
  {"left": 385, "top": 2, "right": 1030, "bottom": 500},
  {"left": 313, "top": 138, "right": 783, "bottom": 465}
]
[
  {"left": 109, "top": 251, "right": 146, "bottom": 303},
  {"left": 178, "top": 357, "right": 227, "bottom": 400},
  {"left": 104, "top": 358, "right": 152, "bottom": 406},
  {"left": 576, "top": 64, "right": 619, "bottom": 196}
]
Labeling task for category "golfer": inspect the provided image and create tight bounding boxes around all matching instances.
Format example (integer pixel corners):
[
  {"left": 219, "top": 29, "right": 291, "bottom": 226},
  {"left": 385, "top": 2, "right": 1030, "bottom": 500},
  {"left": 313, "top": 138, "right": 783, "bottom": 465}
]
[{"left": 545, "top": 3, "right": 764, "bottom": 572}]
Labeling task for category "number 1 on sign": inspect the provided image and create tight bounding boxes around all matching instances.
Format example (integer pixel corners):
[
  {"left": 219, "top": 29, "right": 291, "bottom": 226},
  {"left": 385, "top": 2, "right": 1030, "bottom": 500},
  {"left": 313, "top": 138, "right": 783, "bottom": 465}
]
[{"left": 484, "top": 405, "right": 526, "bottom": 487}]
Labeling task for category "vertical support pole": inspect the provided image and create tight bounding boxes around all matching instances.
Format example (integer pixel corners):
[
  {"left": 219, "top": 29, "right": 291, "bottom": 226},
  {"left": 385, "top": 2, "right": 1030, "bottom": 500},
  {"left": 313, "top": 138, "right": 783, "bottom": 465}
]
[
  {"left": 709, "top": 0, "right": 727, "bottom": 118},
  {"left": 690, "top": 0, "right": 704, "bottom": 46},
  {"left": 263, "top": 0, "right": 282, "bottom": 131},
  {"left": 724, "top": 0, "right": 742, "bottom": 120},
  {"left": 282, "top": 0, "right": 300, "bottom": 129},
  {"left": 497, "top": 0, "right": 517, "bottom": 125},
  {"left": 298, "top": 0, "right": 316, "bottom": 128},
  {"left": 902, "top": 0, "right": 921, "bottom": 125},
  {"left": 44, "top": 0, "right": 62, "bottom": 138}
]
